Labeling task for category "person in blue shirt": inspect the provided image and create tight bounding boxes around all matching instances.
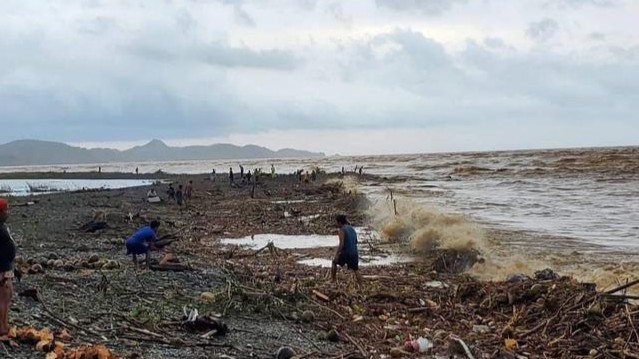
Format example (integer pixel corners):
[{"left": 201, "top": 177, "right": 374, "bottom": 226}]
[
  {"left": 331, "top": 214, "right": 363, "bottom": 285},
  {"left": 126, "top": 220, "right": 161, "bottom": 269}
]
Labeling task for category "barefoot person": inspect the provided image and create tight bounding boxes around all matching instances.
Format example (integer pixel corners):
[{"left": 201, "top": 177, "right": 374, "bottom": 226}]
[
  {"left": 0, "top": 199, "right": 16, "bottom": 342},
  {"left": 125, "top": 220, "right": 168, "bottom": 268},
  {"left": 331, "top": 215, "right": 362, "bottom": 285}
]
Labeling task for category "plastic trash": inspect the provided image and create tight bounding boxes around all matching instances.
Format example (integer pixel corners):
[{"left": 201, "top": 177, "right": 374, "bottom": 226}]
[{"left": 404, "top": 337, "right": 433, "bottom": 353}]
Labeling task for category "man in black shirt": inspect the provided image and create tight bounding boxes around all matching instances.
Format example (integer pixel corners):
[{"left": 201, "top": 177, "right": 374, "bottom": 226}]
[{"left": 0, "top": 198, "right": 16, "bottom": 341}]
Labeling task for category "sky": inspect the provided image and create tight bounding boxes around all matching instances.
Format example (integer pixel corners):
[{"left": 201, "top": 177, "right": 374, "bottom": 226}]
[{"left": 0, "top": 0, "right": 637, "bottom": 155}]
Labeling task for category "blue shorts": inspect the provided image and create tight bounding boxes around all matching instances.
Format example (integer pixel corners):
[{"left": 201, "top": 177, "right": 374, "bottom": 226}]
[
  {"left": 126, "top": 241, "right": 149, "bottom": 255},
  {"left": 333, "top": 252, "right": 359, "bottom": 271}
]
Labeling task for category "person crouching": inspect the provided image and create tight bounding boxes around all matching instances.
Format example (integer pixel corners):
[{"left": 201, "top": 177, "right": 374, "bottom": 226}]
[{"left": 126, "top": 220, "right": 161, "bottom": 269}]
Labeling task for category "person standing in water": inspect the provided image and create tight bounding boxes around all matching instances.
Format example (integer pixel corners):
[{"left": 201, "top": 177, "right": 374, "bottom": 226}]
[
  {"left": 331, "top": 215, "right": 362, "bottom": 285},
  {"left": 0, "top": 199, "right": 16, "bottom": 342}
]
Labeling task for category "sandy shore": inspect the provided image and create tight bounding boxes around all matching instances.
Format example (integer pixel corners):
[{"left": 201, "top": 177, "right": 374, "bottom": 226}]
[{"left": 2, "top": 172, "right": 638, "bottom": 358}]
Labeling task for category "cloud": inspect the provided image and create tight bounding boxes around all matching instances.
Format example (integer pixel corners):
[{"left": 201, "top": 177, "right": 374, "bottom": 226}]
[
  {"left": 233, "top": 5, "right": 256, "bottom": 27},
  {"left": 544, "top": 0, "right": 616, "bottom": 9},
  {"left": 526, "top": 18, "right": 559, "bottom": 42},
  {"left": 375, "top": 0, "right": 466, "bottom": 15},
  {"left": 0, "top": 0, "right": 637, "bottom": 153},
  {"left": 326, "top": 3, "right": 352, "bottom": 25},
  {"left": 201, "top": 43, "right": 301, "bottom": 69}
]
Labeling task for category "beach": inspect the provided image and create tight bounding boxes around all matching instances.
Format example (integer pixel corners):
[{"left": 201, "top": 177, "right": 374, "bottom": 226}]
[{"left": 1, "top": 166, "right": 638, "bottom": 358}]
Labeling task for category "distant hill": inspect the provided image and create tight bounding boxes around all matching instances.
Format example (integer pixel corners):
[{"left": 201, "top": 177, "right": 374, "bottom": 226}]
[{"left": 0, "top": 139, "right": 324, "bottom": 166}]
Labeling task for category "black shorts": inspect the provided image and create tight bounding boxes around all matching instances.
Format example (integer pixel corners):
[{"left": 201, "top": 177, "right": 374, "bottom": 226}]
[{"left": 334, "top": 253, "right": 358, "bottom": 271}]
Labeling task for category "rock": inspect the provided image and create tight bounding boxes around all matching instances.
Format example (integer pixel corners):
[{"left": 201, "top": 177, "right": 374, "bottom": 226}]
[
  {"left": 46, "top": 259, "right": 55, "bottom": 268},
  {"left": 300, "top": 310, "right": 315, "bottom": 323},
  {"left": 473, "top": 325, "right": 490, "bottom": 334},
  {"left": 535, "top": 268, "right": 560, "bottom": 280},
  {"left": 325, "top": 329, "right": 339, "bottom": 342},
  {"left": 27, "top": 257, "right": 37, "bottom": 265},
  {"left": 88, "top": 254, "right": 100, "bottom": 263},
  {"left": 47, "top": 253, "right": 59, "bottom": 260},
  {"left": 53, "top": 260, "right": 64, "bottom": 268},
  {"left": 29, "top": 264, "right": 44, "bottom": 274},
  {"left": 506, "top": 273, "right": 531, "bottom": 283},
  {"left": 14, "top": 256, "right": 25, "bottom": 265},
  {"left": 199, "top": 292, "right": 216, "bottom": 302},
  {"left": 63, "top": 264, "right": 75, "bottom": 272},
  {"left": 274, "top": 346, "right": 297, "bottom": 359}
]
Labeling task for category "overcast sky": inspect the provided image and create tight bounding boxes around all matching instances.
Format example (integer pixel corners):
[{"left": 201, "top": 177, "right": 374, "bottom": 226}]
[{"left": 0, "top": 0, "right": 637, "bottom": 155}]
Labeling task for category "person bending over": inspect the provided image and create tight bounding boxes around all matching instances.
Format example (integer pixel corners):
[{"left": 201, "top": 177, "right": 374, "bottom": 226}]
[{"left": 126, "top": 220, "right": 163, "bottom": 269}]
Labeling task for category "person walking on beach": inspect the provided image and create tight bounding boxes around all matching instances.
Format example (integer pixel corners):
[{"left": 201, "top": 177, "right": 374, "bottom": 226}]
[
  {"left": 229, "top": 168, "right": 234, "bottom": 185},
  {"left": 136, "top": 167, "right": 139, "bottom": 175},
  {"left": 176, "top": 185, "right": 184, "bottom": 208},
  {"left": 125, "top": 220, "right": 166, "bottom": 269},
  {"left": 239, "top": 165, "right": 244, "bottom": 179},
  {"left": 271, "top": 164, "right": 276, "bottom": 178},
  {"left": 185, "top": 180, "right": 193, "bottom": 201},
  {"left": 167, "top": 183, "right": 176, "bottom": 200},
  {"left": 331, "top": 214, "right": 362, "bottom": 286},
  {"left": 0, "top": 199, "right": 16, "bottom": 342}
]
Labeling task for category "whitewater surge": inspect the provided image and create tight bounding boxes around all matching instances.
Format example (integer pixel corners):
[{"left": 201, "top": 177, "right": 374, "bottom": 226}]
[{"left": 363, "top": 188, "right": 639, "bottom": 291}]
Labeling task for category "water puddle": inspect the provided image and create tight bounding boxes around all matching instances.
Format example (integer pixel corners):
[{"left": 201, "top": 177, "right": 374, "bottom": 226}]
[
  {"left": 0, "top": 179, "right": 155, "bottom": 196},
  {"left": 298, "top": 254, "right": 413, "bottom": 268},
  {"left": 221, "top": 229, "right": 412, "bottom": 267},
  {"left": 221, "top": 233, "right": 336, "bottom": 249},
  {"left": 271, "top": 200, "right": 308, "bottom": 204}
]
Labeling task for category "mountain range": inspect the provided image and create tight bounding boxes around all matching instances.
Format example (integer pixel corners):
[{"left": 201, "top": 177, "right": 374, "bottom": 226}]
[{"left": 0, "top": 139, "right": 324, "bottom": 166}]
